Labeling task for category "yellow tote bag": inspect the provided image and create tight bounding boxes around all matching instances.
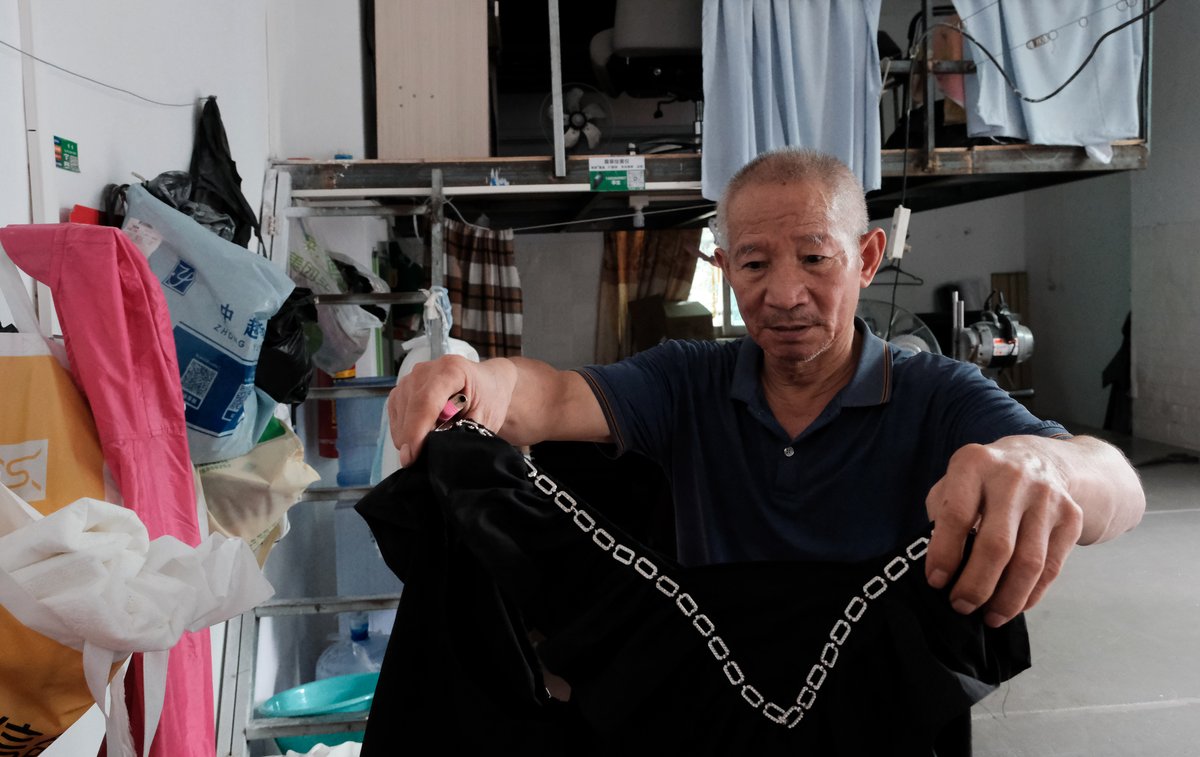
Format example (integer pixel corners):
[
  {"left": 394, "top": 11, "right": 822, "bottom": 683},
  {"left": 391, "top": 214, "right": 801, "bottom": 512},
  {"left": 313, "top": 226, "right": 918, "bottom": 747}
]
[{"left": 0, "top": 243, "right": 111, "bottom": 752}]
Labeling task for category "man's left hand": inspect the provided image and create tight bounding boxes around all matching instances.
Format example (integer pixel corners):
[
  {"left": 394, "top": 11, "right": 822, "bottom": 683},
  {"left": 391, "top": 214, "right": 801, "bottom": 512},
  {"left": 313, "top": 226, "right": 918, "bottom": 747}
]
[{"left": 924, "top": 436, "right": 1085, "bottom": 628}]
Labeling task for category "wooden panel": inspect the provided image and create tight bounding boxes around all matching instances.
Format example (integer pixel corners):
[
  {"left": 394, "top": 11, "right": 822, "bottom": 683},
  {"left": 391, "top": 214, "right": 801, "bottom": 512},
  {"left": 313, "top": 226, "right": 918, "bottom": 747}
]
[
  {"left": 375, "top": 0, "right": 490, "bottom": 159},
  {"left": 991, "top": 271, "right": 1032, "bottom": 396}
]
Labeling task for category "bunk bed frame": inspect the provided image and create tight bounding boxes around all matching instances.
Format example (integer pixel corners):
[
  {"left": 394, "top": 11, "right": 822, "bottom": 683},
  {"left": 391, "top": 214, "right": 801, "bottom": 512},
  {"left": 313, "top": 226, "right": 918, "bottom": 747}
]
[{"left": 259, "top": 0, "right": 1152, "bottom": 231}]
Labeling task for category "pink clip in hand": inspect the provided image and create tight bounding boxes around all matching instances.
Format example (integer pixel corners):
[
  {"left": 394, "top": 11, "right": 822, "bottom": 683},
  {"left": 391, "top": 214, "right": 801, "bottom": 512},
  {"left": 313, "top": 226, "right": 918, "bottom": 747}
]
[{"left": 435, "top": 393, "right": 468, "bottom": 431}]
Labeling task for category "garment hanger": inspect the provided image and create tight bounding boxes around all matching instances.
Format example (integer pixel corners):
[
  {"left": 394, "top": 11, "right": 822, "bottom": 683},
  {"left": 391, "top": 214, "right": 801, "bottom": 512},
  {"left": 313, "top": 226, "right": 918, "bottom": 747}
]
[{"left": 871, "top": 262, "right": 924, "bottom": 287}]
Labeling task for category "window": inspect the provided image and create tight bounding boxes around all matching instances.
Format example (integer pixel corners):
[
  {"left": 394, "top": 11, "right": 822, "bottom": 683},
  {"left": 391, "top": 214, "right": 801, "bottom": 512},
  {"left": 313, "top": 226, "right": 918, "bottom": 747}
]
[{"left": 687, "top": 228, "right": 745, "bottom": 337}]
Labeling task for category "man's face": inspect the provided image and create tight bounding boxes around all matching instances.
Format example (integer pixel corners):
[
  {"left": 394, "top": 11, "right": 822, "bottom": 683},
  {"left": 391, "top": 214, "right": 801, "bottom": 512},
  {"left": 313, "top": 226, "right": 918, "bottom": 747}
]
[{"left": 716, "top": 180, "right": 880, "bottom": 366}]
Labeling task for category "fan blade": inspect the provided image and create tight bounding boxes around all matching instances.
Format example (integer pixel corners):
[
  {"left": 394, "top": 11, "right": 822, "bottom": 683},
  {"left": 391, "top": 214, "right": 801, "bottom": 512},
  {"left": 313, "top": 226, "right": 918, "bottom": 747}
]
[
  {"left": 546, "top": 101, "right": 560, "bottom": 121},
  {"left": 582, "top": 122, "right": 602, "bottom": 149},
  {"left": 564, "top": 87, "right": 584, "bottom": 113},
  {"left": 582, "top": 102, "right": 607, "bottom": 121},
  {"left": 563, "top": 127, "right": 581, "bottom": 149}
]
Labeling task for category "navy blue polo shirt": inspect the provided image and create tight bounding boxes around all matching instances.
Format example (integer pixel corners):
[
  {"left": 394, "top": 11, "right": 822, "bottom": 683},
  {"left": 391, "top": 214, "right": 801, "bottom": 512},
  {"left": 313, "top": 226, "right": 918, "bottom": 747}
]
[{"left": 577, "top": 319, "right": 1068, "bottom": 566}]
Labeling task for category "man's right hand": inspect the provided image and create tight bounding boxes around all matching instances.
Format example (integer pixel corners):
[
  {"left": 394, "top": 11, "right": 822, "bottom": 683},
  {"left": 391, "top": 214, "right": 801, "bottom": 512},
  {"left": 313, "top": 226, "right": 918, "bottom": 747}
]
[
  {"left": 387, "top": 355, "right": 611, "bottom": 468},
  {"left": 387, "top": 355, "right": 518, "bottom": 467}
]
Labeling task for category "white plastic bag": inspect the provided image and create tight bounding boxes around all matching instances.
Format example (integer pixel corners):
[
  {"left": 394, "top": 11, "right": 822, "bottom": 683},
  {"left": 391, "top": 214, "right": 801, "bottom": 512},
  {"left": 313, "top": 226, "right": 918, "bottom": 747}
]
[
  {"left": 0, "top": 483, "right": 273, "bottom": 757},
  {"left": 287, "top": 227, "right": 385, "bottom": 374},
  {"left": 122, "top": 183, "right": 295, "bottom": 464},
  {"left": 372, "top": 288, "right": 479, "bottom": 483},
  {"left": 198, "top": 420, "right": 320, "bottom": 566}
]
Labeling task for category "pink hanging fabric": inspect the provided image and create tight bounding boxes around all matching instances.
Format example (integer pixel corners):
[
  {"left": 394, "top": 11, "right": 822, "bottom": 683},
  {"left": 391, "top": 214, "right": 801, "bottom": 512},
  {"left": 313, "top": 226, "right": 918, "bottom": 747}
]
[{"left": 0, "top": 223, "right": 213, "bottom": 757}]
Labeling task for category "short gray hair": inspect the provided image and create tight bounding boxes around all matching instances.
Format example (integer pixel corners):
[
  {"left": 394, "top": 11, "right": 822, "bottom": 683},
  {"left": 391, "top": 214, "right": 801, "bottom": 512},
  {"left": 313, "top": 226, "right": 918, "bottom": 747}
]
[{"left": 712, "top": 148, "right": 869, "bottom": 255}]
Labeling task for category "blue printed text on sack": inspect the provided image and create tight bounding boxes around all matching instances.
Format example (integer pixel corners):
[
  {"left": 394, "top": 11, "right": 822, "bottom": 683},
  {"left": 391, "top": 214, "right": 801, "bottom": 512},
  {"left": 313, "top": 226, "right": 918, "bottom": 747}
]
[{"left": 174, "top": 324, "right": 257, "bottom": 437}]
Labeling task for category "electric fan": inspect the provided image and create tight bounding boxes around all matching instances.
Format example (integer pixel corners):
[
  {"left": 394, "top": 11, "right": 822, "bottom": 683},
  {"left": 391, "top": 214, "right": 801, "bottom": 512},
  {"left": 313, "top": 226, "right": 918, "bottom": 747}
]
[
  {"left": 541, "top": 83, "right": 613, "bottom": 152},
  {"left": 857, "top": 299, "right": 942, "bottom": 356}
]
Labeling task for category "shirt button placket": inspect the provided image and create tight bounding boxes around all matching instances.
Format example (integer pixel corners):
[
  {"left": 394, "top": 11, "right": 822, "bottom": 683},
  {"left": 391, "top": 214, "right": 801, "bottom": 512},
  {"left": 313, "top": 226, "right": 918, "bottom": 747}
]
[{"left": 783, "top": 446, "right": 795, "bottom": 458}]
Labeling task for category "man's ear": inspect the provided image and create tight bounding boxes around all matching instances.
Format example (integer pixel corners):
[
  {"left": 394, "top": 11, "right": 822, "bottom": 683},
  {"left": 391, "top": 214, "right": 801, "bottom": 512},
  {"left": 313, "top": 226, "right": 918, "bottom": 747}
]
[
  {"left": 858, "top": 228, "right": 886, "bottom": 287},
  {"left": 714, "top": 247, "right": 730, "bottom": 277}
]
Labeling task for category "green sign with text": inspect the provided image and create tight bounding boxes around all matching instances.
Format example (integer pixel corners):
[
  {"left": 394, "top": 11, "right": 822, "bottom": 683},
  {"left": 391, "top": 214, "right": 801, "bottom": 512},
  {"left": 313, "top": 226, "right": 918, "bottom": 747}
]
[
  {"left": 54, "top": 136, "right": 79, "bottom": 172},
  {"left": 588, "top": 156, "right": 645, "bottom": 192}
]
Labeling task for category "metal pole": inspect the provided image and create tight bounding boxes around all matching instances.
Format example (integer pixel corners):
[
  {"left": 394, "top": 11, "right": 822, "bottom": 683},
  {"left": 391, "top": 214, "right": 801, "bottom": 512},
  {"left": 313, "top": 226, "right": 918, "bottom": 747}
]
[
  {"left": 548, "top": 0, "right": 566, "bottom": 177},
  {"left": 1141, "top": 0, "right": 1153, "bottom": 148},
  {"left": 923, "top": 0, "right": 938, "bottom": 169},
  {"left": 430, "top": 168, "right": 446, "bottom": 359},
  {"left": 951, "top": 290, "right": 963, "bottom": 362}
]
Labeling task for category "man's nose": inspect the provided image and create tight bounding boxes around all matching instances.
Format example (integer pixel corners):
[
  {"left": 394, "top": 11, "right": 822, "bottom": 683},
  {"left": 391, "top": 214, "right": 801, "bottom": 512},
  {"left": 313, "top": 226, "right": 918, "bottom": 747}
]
[{"left": 763, "top": 262, "right": 813, "bottom": 309}]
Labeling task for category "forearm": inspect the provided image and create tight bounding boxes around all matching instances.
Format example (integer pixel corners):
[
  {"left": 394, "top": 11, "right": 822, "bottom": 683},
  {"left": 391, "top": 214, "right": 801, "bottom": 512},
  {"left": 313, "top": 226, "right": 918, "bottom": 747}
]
[
  {"left": 925, "top": 432, "right": 1146, "bottom": 623},
  {"left": 1049, "top": 435, "right": 1145, "bottom": 544},
  {"left": 495, "top": 357, "right": 611, "bottom": 447}
]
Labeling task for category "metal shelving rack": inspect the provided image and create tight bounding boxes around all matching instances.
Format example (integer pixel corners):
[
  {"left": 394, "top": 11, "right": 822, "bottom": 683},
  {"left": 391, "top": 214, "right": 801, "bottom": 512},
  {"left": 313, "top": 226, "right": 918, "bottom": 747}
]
[{"left": 215, "top": 168, "right": 451, "bottom": 757}]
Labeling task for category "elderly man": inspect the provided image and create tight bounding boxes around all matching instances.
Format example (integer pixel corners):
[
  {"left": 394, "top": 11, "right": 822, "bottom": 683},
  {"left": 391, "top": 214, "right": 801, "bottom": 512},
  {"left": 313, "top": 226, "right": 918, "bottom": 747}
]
[{"left": 388, "top": 148, "right": 1144, "bottom": 630}]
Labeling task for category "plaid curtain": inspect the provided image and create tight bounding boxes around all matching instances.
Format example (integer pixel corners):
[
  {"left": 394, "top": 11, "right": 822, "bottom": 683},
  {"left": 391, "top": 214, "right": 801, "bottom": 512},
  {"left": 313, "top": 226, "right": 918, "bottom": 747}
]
[
  {"left": 444, "top": 218, "right": 523, "bottom": 358},
  {"left": 596, "top": 229, "right": 701, "bottom": 364}
]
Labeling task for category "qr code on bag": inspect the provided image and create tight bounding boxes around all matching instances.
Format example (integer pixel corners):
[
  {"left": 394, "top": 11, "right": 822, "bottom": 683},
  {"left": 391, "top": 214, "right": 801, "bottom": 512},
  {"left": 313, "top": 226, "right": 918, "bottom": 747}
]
[
  {"left": 221, "top": 383, "right": 254, "bottom": 423},
  {"left": 181, "top": 357, "right": 218, "bottom": 409}
]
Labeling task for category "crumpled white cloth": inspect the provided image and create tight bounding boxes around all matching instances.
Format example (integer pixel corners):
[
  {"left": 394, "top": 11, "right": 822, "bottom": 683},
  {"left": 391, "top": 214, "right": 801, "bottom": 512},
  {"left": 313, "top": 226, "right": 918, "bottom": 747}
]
[{"left": 0, "top": 483, "right": 274, "bottom": 757}]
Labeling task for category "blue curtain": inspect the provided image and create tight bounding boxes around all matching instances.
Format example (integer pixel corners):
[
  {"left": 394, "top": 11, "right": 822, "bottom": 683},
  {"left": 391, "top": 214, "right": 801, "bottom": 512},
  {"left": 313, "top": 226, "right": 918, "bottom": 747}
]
[
  {"left": 701, "top": 0, "right": 883, "bottom": 201},
  {"left": 955, "top": 0, "right": 1144, "bottom": 163}
]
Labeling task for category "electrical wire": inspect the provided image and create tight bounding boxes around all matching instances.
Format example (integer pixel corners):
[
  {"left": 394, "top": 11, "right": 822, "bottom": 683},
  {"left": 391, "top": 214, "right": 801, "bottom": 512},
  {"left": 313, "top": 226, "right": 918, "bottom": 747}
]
[
  {"left": 884, "top": 37, "right": 920, "bottom": 341},
  {"left": 915, "top": 0, "right": 1168, "bottom": 104},
  {"left": 428, "top": 196, "right": 716, "bottom": 235},
  {"left": 0, "top": 37, "right": 197, "bottom": 107},
  {"left": 510, "top": 203, "right": 715, "bottom": 233},
  {"left": 885, "top": 0, "right": 1164, "bottom": 341}
]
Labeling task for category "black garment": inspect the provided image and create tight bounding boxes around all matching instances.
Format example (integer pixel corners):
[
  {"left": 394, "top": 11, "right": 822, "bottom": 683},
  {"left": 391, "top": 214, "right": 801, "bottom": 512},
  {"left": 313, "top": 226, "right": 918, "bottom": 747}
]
[
  {"left": 189, "top": 97, "right": 259, "bottom": 247},
  {"left": 355, "top": 423, "right": 1030, "bottom": 755}
]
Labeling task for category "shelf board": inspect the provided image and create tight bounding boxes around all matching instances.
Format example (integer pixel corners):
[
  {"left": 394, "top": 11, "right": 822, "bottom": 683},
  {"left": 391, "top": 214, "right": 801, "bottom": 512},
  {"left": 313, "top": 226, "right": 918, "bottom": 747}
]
[{"left": 273, "top": 142, "right": 1147, "bottom": 228}]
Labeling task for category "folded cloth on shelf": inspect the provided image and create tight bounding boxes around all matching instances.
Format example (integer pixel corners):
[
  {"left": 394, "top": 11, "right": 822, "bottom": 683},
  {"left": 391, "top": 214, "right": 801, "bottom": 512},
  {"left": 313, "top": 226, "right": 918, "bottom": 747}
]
[{"left": 354, "top": 421, "right": 1030, "bottom": 756}]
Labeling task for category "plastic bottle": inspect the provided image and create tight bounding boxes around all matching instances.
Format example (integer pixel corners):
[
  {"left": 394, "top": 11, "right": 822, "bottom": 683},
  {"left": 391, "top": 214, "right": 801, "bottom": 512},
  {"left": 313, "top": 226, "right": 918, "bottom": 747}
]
[{"left": 315, "top": 612, "right": 390, "bottom": 680}]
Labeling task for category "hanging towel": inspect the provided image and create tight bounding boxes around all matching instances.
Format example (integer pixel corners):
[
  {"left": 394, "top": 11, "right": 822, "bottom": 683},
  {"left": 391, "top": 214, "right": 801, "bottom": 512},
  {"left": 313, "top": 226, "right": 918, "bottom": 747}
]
[
  {"left": 954, "top": 1, "right": 1144, "bottom": 162},
  {"left": 0, "top": 224, "right": 215, "bottom": 757},
  {"left": 443, "top": 219, "right": 523, "bottom": 358},
  {"left": 701, "top": 0, "right": 884, "bottom": 200}
]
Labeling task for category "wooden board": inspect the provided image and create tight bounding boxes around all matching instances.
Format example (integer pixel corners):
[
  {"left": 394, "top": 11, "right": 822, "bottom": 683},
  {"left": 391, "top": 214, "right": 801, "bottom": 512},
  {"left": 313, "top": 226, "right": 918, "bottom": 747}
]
[{"left": 375, "top": 0, "right": 490, "bottom": 159}]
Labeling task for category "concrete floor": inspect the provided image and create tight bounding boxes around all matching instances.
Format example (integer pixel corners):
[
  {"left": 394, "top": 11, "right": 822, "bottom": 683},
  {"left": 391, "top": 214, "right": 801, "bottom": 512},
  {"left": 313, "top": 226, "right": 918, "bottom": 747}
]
[{"left": 972, "top": 431, "right": 1200, "bottom": 757}]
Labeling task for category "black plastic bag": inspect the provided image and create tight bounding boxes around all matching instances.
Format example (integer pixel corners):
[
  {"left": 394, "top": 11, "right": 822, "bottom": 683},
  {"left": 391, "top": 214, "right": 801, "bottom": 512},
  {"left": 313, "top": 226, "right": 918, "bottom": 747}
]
[
  {"left": 143, "top": 170, "right": 193, "bottom": 208},
  {"left": 103, "top": 171, "right": 237, "bottom": 240},
  {"left": 190, "top": 97, "right": 260, "bottom": 247},
  {"left": 255, "top": 287, "right": 319, "bottom": 404},
  {"left": 330, "top": 256, "right": 388, "bottom": 322}
]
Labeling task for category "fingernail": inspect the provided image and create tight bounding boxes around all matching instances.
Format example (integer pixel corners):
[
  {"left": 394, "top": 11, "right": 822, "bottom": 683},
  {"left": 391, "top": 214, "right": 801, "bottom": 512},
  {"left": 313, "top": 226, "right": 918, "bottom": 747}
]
[
  {"left": 399, "top": 444, "right": 411, "bottom": 468},
  {"left": 985, "top": 612, "right": 1007, "bottom": 628},
  {"left": 928, "top": 569, "right": 950, "bottom": 589},
  {"left": 952, "top": 599, "right": 977, "bottom": 615}
]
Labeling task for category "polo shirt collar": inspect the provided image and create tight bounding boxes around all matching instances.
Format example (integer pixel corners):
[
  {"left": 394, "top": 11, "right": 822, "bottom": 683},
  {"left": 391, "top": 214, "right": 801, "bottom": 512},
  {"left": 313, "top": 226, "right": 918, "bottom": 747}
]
[{"left": 730, "top": 317, "right": 893, "bottom": 408}]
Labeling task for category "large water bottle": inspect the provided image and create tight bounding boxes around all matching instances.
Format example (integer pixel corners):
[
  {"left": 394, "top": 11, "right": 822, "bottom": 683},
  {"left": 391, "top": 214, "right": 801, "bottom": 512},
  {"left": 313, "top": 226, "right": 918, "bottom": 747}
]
[{"left": 315, "top": 612, "right": 390, "bottom": 680}]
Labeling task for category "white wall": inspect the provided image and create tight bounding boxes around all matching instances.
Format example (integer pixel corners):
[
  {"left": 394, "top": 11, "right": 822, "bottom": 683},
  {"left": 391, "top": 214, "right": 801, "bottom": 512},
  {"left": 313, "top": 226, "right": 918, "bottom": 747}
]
[
  {"left": 0, "top": 2, "right": 30, "bottom": 325},
  {"left": 866, "top": 191, "right": 1027, "bottom": 316},
  {"left": 266, "top": 0, "right": 365, "bottom": 161},
  {"left": 1024, "top": 172, "right": 1132, "bottom": 430},
  {"left": 516, "top": 231, "right": 604, "bottom": 368},
  {"left": 1129, "top": 0, "right": 1200, "bottom": 450},
  {"left": 0, "top": 2, "right": 29, "bottom": 227},
  {"left": 5, "top": 0, "right": 268, "bottom": 224}
]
